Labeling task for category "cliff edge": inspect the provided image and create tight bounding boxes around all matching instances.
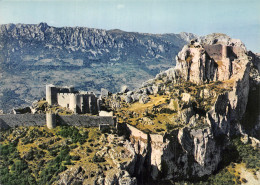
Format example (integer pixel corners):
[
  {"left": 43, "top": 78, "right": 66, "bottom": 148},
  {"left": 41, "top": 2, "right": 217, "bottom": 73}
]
[{"left": 104, "top": 33, "right": 260, "bottom": 182}]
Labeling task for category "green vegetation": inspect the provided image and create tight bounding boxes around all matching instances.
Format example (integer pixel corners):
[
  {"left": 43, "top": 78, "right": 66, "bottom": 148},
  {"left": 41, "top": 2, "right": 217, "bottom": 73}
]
[
  {"left": 38, "top": 146, "right": 71, "bottom": 184},
  {"left": 0, "top": 126, "right": 130, "bottom": 185},
  {"left": 0, "top": 127, "right": 75, "bottom": 185},
  {"left": 57, "top": 126, "right": 89, "bottom": 144},
  {"left": 0, "top": 142, "right": 36, "bottom": 185},
  {"left": 206, "top": 168, "right": 240, "bottom": 185},
  {"left": 232, "top": 138, "right": 260, "bottom": 170},
  {"left": 21, "top": 128, "right": 53, "bottom": 144}
]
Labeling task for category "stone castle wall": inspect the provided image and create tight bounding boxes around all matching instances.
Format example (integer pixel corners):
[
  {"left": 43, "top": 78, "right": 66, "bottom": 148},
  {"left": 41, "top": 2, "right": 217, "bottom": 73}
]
[
  {"left": 204, "top": 44, "right": 244, "bottom": 62},
  {"left": 232, "top": 46, "right": 246, "bottom": 58},
  {"left": 0, "top": 114, "right": 115, "bottom": 130},
  {"left": 57, "top": 115, "right": 116, "bottom": 127},
  {"left": 125, "top": 123, "right": 148, "bottom": 140},
  {"left": 57, "top": 93, "right": 71, "bottom": 109},
  {"left": 204, "top": 44, "right": 223, "bottom": 61},
  {"left": 0, "top": 114, "right": 46, "bottom": 129},
  {"left": 46, "top": 84, "right": 99, "bottom": 114},
  {"left": 46, "top": 85, "right": 58, "bottom": 105}
]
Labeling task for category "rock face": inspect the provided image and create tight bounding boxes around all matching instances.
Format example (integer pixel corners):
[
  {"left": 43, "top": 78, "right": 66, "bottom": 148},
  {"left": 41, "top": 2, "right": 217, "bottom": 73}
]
[
  {"left": 124, "top": 123, "right": 221, "bottom": 180},
  {"left": 0, "top": 23, "right": 197, "bottom": 113}
]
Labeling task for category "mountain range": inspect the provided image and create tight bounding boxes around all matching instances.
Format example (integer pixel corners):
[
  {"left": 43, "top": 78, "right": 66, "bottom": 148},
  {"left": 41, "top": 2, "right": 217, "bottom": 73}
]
[{"left": 0, "top": 23, "right": 197, "bottom": 112}]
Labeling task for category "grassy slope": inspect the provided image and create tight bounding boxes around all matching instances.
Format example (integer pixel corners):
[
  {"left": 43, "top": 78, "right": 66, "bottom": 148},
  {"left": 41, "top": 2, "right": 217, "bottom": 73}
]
[{"left": 0, "top": 126, "right": 128, "bottom": 185}]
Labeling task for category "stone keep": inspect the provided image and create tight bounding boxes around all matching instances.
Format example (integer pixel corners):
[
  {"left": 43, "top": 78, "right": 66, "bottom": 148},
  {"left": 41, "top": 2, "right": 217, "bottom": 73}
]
[{"left": 46, "top": 84, "right": 99, "bottom": 114}]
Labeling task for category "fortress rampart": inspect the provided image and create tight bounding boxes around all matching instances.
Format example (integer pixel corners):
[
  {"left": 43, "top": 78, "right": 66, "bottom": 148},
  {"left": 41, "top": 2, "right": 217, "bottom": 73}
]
[{"left": 0, "top": 114, "right": 116, "bottom": 130}]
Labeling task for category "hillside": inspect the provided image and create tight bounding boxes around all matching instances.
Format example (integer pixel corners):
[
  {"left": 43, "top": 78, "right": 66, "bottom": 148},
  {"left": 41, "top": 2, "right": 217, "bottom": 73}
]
[
  {"left": 0, "top": 23, "right": 196, "bottom": 112},
  {"left": 0, "top": 126, "right": 259, "bottom": 185}
]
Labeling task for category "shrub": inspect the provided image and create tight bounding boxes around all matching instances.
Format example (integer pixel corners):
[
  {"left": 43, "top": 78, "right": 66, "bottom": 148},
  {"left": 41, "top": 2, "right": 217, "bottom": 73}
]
[
  {"left": 39, "top": 143, "right": 48, "bottom": 150},
  {"left": 159, "top": 108, "right": 175, "bottom": 114},
  {"left": 100, "top": 126, "right": 111, "bottom": 134},
  {"left": 0, "top": 143, "right": 36, "bottom": 185},
  {"left": 57, "top": 126, "right": 88, "bottom": 144},
  {"left": 166, "top": 123, "right": 178, "bottom": 131},
  {"left": 92, "top": 154, "right": 105, "bottom": 163},
  {"left": 232, "top": 138, "right": 260, "bottom": 170},
  {"left": 38, "top": 146, "right": 71, "bottom": 184},
  {"left": 71, "top": 155, "right": 80, "bottom": 161}
]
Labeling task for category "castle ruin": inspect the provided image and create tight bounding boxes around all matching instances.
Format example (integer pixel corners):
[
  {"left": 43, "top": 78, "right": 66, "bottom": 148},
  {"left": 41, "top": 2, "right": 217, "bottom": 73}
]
[
  {"left": 46, "top": 84, "right": 101, "bottom": 114},
  {"left": 203, "top": 44, "right": 245, "bottom": 61}
]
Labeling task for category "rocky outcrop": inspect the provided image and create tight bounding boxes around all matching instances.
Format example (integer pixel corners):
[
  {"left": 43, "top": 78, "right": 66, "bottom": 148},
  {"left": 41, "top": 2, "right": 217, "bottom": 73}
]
[
  {"left": 122, "top": 123, "right": 222, "bottom": 180},
  {"left": 114, "top": 34, "right": 259, "bottom": 182},
  {"left": 124, "top": 124, "right": 149, "bottom": 177},
  {"left": 57, "top": 166, "right": 137, "bottom": 185},
  {"left": 175, "top": 37, "right": 248, "bottom": 84},
  {"left": 57, "top": 166, "right": 86, "bottom": 185},
  {"left": 177, "top": 127, "right": 221, "bottom": 177}
]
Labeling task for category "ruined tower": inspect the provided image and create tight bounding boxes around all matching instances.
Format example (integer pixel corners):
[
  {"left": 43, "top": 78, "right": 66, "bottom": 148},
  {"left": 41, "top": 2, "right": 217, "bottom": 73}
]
[
  {"left": 46, "top": 112, "right": 56, "bottom": 129},
  {"left": 69, "top": 94, "right": 78, "bottom": 114},
  {"left": 46, "top": 84, "right": 58, "bottom": 105}
]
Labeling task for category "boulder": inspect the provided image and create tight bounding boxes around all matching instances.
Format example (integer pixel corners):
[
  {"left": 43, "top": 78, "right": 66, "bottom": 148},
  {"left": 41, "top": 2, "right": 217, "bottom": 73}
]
[
  {"left": 125, "top": 95, "right": 133, "bottom": 103},
  {"left": 141, "top": 117, "right": 154, "bottom": 125},
  {"left": 168, "top": 99, "right": 179, "bottom": 111},
  {"left": 179, "top": 107, "right": 194, "bottom": 124},
  {"left": 139, "top": 95, "right": 150, "bottom": 104},
  {"left": 57, "top": 166, "right": 85, "bottom": 185},
  {"left": 99, "top": 110, "right": 113, "bottom": 117},
  {"left": 126, "top": 91, "right": 134, "bottom": 96},
  {"left": 121, "top": 85, "right": 129, "bottom": 93},
  {"left": 131, "top": 93, "right": 140, "bottom": 102},
  {"left": 181, "top": 93, "right": 191, "bottom": 103}
]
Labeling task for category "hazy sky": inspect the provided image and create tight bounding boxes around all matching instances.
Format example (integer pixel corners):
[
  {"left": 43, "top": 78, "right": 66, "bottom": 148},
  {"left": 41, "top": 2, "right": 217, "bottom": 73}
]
[{"left": 0, "top": 0, "right": 259, "bottom": 52}]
